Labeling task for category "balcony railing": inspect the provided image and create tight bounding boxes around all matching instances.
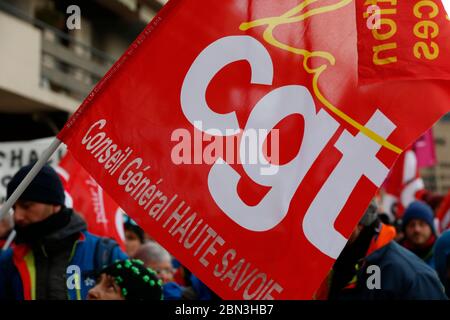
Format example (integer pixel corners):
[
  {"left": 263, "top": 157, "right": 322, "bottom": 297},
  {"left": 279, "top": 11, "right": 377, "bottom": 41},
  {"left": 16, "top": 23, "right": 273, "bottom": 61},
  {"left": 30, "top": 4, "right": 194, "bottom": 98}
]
[{"left": 0, "top": 0, "right": 115, "bottom": 100}]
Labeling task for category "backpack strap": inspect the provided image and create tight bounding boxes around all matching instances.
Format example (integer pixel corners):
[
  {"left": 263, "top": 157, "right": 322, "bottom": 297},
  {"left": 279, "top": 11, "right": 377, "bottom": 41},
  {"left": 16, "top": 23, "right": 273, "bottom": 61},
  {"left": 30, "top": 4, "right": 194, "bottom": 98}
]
[{"left": 93, "top": 237, "right": 119, "bottom": 272}]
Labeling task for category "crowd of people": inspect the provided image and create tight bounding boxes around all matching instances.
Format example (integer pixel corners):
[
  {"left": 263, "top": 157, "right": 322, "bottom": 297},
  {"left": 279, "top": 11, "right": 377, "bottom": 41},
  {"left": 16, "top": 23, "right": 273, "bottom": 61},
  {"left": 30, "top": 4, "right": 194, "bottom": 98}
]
[
  {"left": 0, "top": 163, "right": 449, "bottom": 300},
  {"left": 315, "top": 199, "right": 449, "bottom": 299},
  {"left": 0, "top": 164, "right": 218, "bottom": 300}
]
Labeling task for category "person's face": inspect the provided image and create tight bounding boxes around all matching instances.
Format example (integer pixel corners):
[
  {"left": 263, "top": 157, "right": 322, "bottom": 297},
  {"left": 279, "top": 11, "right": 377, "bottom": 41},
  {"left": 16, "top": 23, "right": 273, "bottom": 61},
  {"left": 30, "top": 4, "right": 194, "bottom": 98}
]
[
  {"left": 13, "top": 200, "right": 61, "bottom": 228},
  {"left": 125, "top": 230, "right": 142, "bottom": 257},
  {"left": 147, "top": 260, "right": 175, "bottom": 284},
  {"left": 87, "top": 274, "right": 125, "bottom": 300},
  {"left": 405, "top": 219, "right": 433, "bottom": 247}
]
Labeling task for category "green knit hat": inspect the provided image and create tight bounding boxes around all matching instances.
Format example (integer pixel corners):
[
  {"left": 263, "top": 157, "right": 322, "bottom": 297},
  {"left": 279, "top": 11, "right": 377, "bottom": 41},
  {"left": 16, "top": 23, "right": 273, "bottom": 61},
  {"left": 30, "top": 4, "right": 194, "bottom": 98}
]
[{"left": 102, "top": 259, "right": 163, "bottom": 300}]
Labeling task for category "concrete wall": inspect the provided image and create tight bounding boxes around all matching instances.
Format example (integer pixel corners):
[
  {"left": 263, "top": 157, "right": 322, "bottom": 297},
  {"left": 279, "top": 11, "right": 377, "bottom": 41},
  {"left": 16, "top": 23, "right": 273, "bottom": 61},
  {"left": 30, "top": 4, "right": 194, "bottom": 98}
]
[{"left": 0, "top": 10, "right": 80, "bottom": 113}]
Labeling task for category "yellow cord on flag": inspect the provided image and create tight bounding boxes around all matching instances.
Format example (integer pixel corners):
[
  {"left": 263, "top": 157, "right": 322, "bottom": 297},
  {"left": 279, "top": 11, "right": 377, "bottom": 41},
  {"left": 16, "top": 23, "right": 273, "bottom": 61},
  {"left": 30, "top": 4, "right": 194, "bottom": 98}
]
[{"left": 240, "top": 0, "right": 403, "bottom": 155}]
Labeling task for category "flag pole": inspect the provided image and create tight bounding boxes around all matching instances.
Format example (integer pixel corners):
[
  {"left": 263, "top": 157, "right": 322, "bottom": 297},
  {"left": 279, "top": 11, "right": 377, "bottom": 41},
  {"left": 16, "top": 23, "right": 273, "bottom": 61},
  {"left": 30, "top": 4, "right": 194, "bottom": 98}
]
[
  {"left": 1, "top": 230, "right": 16, "bottom": 251},
  {"left": 0, "top": 138, "right": 62, "bottom": 222}
]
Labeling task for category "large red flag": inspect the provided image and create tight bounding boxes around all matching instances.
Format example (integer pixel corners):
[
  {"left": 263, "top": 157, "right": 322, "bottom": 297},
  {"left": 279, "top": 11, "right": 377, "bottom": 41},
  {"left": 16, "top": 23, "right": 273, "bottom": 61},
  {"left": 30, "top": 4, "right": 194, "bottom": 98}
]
[
  {"left": 414, "top": 129, "right": 437, "bottom": 168},
  {"left": 57, "top": 0, "right": 450, "bottom": 299},
  {"left": 56, "top": 151, "right": 126, "bottom": 250}
]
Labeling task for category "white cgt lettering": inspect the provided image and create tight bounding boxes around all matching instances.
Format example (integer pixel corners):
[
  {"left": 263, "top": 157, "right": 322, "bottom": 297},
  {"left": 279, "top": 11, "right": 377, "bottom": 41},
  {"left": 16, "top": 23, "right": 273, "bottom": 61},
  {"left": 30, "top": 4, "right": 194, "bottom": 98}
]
[
  {"left": 303, "top": 110, "right": 396, "bottom": 258},
  {"left": 180, "top": 36, "right": 397, "bottom": 258}
]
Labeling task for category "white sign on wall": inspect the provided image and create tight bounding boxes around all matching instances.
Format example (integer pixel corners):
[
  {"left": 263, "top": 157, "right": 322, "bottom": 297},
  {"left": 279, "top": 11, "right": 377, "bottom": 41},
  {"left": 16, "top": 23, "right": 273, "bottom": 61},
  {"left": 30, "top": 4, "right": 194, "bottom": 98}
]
[{"left": 0, "top": 137, "right": 66, "bottom": 204}]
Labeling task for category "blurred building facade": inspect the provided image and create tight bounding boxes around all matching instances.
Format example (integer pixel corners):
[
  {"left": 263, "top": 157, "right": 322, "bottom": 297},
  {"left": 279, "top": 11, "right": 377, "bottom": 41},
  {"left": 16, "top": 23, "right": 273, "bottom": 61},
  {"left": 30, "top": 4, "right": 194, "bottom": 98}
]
[
  {"left": 0, "top": 0, "right": 166, "bottom": 141},
  {"left": 421, "top": 117, "right": 450, "bottom": 194}
]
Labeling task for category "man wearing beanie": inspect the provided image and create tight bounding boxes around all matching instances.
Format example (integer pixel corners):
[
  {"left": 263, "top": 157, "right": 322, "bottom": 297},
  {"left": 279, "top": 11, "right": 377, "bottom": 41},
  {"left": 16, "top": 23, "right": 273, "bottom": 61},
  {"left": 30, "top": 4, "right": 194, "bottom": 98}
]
[
  {"left": 87, "top": 259, "right": 163, "bottom": 300},
  {"left": 0, "top": 164, "right": 127, "bottom": 300},
  {"left": 400, "top": 201, "right": 437, "bottom": 266},
  {"left": 315, "top": 200, "right": 447, "bottom": 300}
]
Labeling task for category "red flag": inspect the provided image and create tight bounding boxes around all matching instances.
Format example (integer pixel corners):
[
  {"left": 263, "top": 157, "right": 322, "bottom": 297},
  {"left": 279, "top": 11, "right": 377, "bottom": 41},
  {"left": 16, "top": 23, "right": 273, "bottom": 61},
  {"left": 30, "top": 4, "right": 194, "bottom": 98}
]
[
  {"left": 382, "top": 149, "right": 424, "bottom": 219},
  {"left": 56, "top": 151, "right": 126, "bottom": 250},
  {"left": 57, "top": 1, "right": 450, "bottom": 299},
  {"left": 413, "top": 129, "right": 437, "bottom": 168},
  {"left": 357, "top": 0, "right": 450, "bottom": 83}
]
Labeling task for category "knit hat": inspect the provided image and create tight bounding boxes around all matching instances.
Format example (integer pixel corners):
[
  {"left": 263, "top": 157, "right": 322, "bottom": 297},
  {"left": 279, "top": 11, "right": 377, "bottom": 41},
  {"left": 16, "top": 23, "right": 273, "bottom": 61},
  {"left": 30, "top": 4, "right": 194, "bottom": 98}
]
[
  {"left": 7, "top": 163, "right": 65, "bottom": 206},
  {"left": 102, "top": 259, "right": 163, "bottom": 300},
  {"left": 402, "top": 201, "right": 436, "bottom": 234}
]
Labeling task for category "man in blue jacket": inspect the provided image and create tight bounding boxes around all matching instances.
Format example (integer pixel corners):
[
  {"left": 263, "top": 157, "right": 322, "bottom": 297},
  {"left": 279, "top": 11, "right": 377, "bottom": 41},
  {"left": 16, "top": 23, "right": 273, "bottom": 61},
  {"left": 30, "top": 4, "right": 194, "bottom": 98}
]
[
  {"left": 434, "top": 230, "right": 450, "bottom": 297},
  {"left": 0, "top": 164, "right": 127, "bottom": 300}
]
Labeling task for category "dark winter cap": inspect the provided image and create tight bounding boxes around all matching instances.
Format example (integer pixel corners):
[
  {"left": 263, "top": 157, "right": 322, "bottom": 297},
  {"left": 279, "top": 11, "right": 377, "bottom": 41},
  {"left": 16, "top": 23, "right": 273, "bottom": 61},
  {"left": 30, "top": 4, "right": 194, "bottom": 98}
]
[
  {"left": 102, "top": 259, "right": 163, "bottom": 300},
  {"left": 124, "top": 214, "right": 145, "bottom": 243},
  {"left": 402, "top": 201, "right": 436, "bottom": 234},
  {"left": 7, "top": 163, "right": 65, "bottom": 206}
]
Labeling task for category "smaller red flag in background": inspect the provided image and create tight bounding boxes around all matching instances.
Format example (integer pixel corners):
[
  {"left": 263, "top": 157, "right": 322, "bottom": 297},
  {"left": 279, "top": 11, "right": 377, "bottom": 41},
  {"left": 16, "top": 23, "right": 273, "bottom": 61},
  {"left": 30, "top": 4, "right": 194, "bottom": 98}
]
[
  {"left": 382, "top": 149, "right": 425, "bottom": 219},
  {"left": 56, "top": 151, "right": 126, "bottom": 250},
  {"left": 414, "top": 129, "right": 437, "bottom": 169}
]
